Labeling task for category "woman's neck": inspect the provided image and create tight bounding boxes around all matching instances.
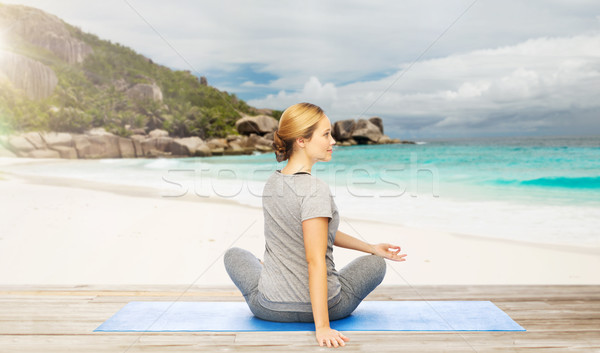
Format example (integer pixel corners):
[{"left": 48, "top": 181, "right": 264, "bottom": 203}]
[{"left": 281, "top": 154, "right": 314, "bottom": 175}]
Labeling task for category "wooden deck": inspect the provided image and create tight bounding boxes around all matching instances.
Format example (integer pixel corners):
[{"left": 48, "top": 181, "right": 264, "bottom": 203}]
[{"left": 0, "top": 285, "right": 598, "bottom": 352}]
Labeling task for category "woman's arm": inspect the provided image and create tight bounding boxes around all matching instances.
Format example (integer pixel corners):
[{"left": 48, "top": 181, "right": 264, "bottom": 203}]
[
  {"left": 303, "top": 217, "right": 349, "bottom": 348},
  {"left": 334, "top": 230, "right": 407, "bottom": 262}
]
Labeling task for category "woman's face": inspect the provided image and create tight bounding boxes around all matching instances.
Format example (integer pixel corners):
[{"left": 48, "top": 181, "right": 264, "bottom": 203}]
[{"left": 304, "top": 116, "right": 336, "bottom": 162}]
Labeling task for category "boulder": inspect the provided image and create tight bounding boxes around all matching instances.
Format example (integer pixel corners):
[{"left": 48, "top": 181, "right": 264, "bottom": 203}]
[
  {"left": 369, "top": 117, "right": 384, "bottom": 134},
  {"left": 130, "top": 135, "right": 145, "bottom": 157},
  {"left": 23, "top": 132, "right": 46, "bottom": 149},
  {"left": 333, "top": 119, "right": 356, "bottom": 141},
  {"left": 73, "top": 134, "right": 121, "bottom": 158},
  {"left": 118, "top": 137, "right": 136, "bottom": 158},
  {"left": 27, "top": 149, "right": 60, "bottom": 158},
  {"left": 87, "top": 135, "right": 121, "bottom": 158},
  {"left": 171, "top": 137, "right": 205, "bottom": 156},
  {"left": 145, "top": 149, "right": 172, "bottom": 158},
  {"left": 351, "top": 119, "right": 383, "bottom": 144},
  {"left": 207, "top": 138, "right": 228, "bottom": 149},
  {"left": 0, "top": 144, "right": 17, "bottom": 157},
  {"left": 226, "top": 134, "right": 241, "bottom": 142},
  {"left": 227, "top": 141, "right": 243, "bottom": 150},
  {"left": 378, "top": 135, "right": 392, "bottom": 144},
  {"left": 140, "top": 137, "right": 174, "bottom": 157},
  {"left": 40, "top": 132, "right": 73, "bottom": 147},
  {"left": 148, "top": 129, "right": 169, "bottom": 138},
  {"left": 210, "top": 147, "right": 224, "bottom": 156},
  {"left": 6, "top": 136, "right": 35, "bottom": 156},
  {"left": 235, "top": 115, "right": 278, "bottom": 136},
  {"left": 50, "top": 145, "right": 78, "bottom": 159},
  {"left": 194, "top": 144, "right": 212, "bottom": 157},
  {"left": 72, "top": 135, "right": 90, "bottom": 158},
  {"left": 223, "top": 142, "right": 244, "bottom": 156},
  {"left": 241, "top": 133, "right": 272, "bottom": 148},
  {"left": 263, "top": 131, "right": 274, "bottom": 141},
  {"left": 126, "top": 83, "right": 163, "bottom": 102},
  {"left": 224, "top": 142, "right": 253, "bottom": 155},
  {"left": 255, "top": 145, "right": 273, "bottom": 153}
]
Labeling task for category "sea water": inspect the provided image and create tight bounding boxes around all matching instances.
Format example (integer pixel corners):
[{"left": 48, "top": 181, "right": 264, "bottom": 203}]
[{"left": 3, "top": 135, "right": 599, "bottom": 248}]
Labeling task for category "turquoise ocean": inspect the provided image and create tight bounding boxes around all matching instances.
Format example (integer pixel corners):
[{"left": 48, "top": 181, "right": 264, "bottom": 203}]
[{"left": 3, "top": 135, "right": 599, "bottom": 248}]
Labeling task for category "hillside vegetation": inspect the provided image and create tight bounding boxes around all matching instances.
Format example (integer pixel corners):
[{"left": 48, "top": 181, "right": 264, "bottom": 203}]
[{"left": 0, "top": 4, "right": 272, "bottom": 139}]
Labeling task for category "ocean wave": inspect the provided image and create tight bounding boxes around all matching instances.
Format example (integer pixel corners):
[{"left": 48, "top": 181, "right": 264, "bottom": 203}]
[
  {"left": 521, "top": 176, "right": 600, "bottom": 189},
  {"left": 497, "top": 176, "right": 600, "bottom": 189}
]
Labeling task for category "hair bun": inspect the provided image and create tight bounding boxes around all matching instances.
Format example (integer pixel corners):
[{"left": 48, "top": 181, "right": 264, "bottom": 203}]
[{"left": 273, "top": 130, "right": 288, "bottom": 162}]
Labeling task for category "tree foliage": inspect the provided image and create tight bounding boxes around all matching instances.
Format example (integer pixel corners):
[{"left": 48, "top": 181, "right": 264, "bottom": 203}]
[{"left": 0, "top": 21, "right": 269, "bottom": 138}]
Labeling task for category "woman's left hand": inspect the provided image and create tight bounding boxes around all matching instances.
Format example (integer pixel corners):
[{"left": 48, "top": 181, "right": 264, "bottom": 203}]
[{"left": 371, "top": 243, "right": 407, "bottom": 262}]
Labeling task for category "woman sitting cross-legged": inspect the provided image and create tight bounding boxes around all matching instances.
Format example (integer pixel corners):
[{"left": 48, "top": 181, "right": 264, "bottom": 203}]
[{"left": 224, "top": 102, "right": 407, "bottom": 348}]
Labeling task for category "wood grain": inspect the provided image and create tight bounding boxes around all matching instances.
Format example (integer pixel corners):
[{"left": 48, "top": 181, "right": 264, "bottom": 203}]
[{"left": 0, "top": 285, "right": 598, "bottom": 352}]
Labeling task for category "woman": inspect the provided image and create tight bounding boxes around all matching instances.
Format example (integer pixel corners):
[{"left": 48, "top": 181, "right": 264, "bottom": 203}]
[{"left": 224, "top": 102, "right": 406, "bottom": 348}]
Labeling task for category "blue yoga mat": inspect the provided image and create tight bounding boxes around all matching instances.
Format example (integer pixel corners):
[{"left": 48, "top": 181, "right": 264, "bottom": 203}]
[{"left": 95, "top": 301, "right": 524, "bottom": 332}]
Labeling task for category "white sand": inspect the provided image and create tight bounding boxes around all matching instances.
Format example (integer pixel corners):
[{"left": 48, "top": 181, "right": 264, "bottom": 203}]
[{"left": 0, "top": 169, "right": 598, "bottom": 286}]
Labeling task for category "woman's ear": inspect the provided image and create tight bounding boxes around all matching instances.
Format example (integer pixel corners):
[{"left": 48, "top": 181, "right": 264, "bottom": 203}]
[{"left": 296, "top": 137, "right": 305, "bottom": 148}]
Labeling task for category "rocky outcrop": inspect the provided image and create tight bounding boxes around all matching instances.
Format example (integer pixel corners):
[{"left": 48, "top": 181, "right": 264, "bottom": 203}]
[
  {"left": 333, "top": 117, "right": 412, "bottom": 145},
  {"left": 148, "top": 129, "right": 169, "bottom": 138},
  {"left": 74, "top": 132, "right": 121, "bottom": 159},
  {"left": 126, "top": 83, "right": 163, "bottom": 102},
  {"left": 0, "top": 116, "right": 412, "bottom": 159},
  {"left": 352, "top": 119, "right": 384, "bottom": 143},
  {"left": 369, "top": 117, "right": 384, "bottom": 134},
  {"left": 171, "top": 137, "right": 211, "bottom": 157},
  {"left": 235, "top": 115, "right": 278, "bottom": 136},
  {"left": 0, "top": 5, "right": 92, "bottom": 64},
  {"left": 5, "top": 135, "right": 36, "bottom": 157},
  {"left": 333, "top": 119, "right": 356, "bottom": 141},
  {"left": 0, "top": 5, "right": 91, "bottom": 100},
  {"left": 40, "top": 132, "right": 73, "bottom": 147},
  {"left": 0, "top": 52, "right": 58, "bottom": 99},
  {"left": 0, "top": 144, "right": 17, "bottom": 157},
  {"left": 140, "top": 137, "right": 174, "bottom": 158}
]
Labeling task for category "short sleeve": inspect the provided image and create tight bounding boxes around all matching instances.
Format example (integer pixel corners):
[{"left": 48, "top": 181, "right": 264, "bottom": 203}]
[{"left": 300, "top": 179, "right": 333, "bottom": 222}]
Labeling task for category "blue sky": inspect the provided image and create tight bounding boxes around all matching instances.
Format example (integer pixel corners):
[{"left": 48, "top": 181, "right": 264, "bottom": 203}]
[{"left": 2, "top": 0, "right": 600, "bottom": 139}]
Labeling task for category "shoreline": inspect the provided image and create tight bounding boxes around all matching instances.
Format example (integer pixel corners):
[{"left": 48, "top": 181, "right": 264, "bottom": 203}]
[
  {"left": 1, "top": 165, "right": 599, "bottom": 286},
  {"left": 3, "top": 155, "right": 599, "bottom": 251},
  {"left": 3, "top": 161, "right": 599, "bottom": 256}
]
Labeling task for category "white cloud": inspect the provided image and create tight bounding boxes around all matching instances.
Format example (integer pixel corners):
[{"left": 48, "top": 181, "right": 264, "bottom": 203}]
[
  {"left": 250, "top": 33, "right": 600, "bottom": 137},
  {"left": 251, "top": 76, "right": 337, "bottom": 110},
  {"left": 3, "top": 0, "right": 600, "bottom": 137},
  {"left": 5, "top": 0, "right": 600, "bottom": 82}
]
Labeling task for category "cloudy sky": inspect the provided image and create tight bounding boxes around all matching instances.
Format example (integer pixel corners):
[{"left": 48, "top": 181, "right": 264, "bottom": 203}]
[{"left": 3, "top": 0, "right": 600, "bottom": 139}]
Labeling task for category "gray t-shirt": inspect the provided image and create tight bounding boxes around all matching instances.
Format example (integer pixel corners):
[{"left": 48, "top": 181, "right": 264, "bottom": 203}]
[{"left": 257, "top": 170, "right": 341, "bottom": 312}]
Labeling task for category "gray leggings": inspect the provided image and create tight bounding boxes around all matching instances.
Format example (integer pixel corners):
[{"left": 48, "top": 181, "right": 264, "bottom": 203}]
[{"left": 223, "top": 247, "right": 386, "bottom": 323}]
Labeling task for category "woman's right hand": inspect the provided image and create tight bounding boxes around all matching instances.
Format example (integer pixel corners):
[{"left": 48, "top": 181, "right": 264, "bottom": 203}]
[
  {"left": 315, "top": 326, "right": 350, "bottom": 348},
  {"left": 371, "top": 243, "right": 407, "bottom": 262}
]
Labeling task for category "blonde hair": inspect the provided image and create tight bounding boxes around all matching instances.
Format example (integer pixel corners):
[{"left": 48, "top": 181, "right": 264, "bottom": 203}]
[{"left": 272, "top": 102, "right": 326, "bottom": 162}]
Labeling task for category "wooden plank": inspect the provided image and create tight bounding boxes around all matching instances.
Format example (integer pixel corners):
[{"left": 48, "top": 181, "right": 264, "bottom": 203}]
[{"left": 0, "top": 285, "right": 598, "bottom": 353}]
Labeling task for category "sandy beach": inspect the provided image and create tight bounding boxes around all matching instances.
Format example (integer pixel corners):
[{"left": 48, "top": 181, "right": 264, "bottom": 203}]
[{"left": 1, "top": 158, "right": 598, "bottom": 287}]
